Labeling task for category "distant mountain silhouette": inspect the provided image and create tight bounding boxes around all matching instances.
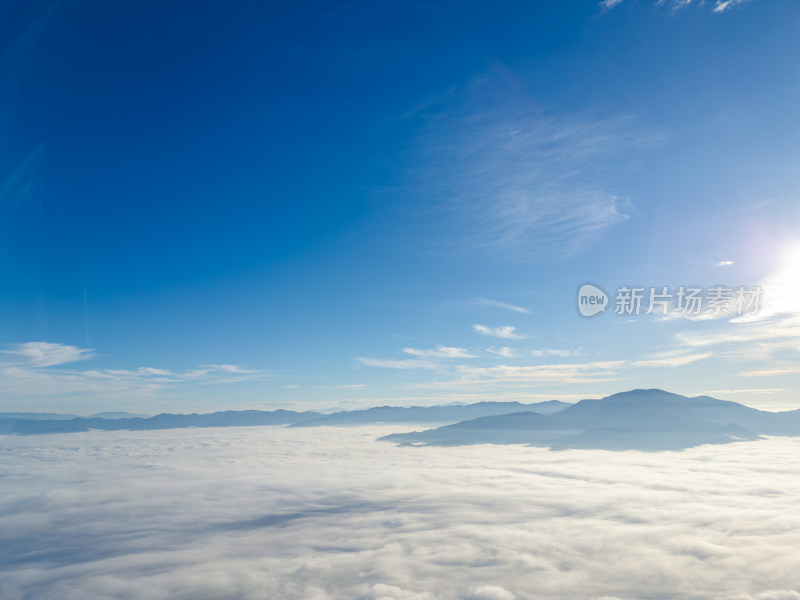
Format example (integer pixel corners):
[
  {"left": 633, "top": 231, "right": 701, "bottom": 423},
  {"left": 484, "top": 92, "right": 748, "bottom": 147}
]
[
  {"left": 0, "top": 412, "right": 80, "bottom": 421},
  {"left": 5, "top": 391, "right": 796, "bottom": 448},
  {"left": 0, "top": 410, "right": 148, "bottom": 421},
  {"left": 0, "top": 400, "right": 571, "bottom": 436},
  {"left": 380, "top": 389, "right": 800, "bottom": 451},
  {"left": 0, "top": 409, "right": 324, "bottom": 435},
  {"left": 290, "top": 400, "right": 570, "bottom": 427},
  {"left": 89, "top": 411, "right": 150, "bottom": 419}
]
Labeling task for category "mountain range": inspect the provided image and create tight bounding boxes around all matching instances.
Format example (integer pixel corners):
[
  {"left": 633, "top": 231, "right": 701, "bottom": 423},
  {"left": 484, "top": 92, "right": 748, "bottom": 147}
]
[
  {"left": 0, "top": 400, "right": 568, "bottom": 436},
  {"left": 4, "top": 390, "right": 799, "bottom": 452},
  {"left": 0, "top": 411, "right": 150, "bottom": 421},
  {"left": 380, "top": 389, "right": 800, "bottom": 451},
  {"left": 289, "top": 400, "right": 570, "bottom": 427}
]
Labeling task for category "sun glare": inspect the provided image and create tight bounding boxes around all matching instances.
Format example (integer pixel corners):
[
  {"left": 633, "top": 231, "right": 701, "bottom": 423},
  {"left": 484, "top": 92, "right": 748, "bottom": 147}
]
[{"left": 762, "top": 243, "right": 800, "bottom": 317}]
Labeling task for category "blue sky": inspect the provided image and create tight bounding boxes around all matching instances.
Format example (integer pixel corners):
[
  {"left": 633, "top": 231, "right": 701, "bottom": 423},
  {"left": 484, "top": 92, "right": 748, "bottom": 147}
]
[{"left": 1, "top": 0, "right": 799, "bottom": 414}]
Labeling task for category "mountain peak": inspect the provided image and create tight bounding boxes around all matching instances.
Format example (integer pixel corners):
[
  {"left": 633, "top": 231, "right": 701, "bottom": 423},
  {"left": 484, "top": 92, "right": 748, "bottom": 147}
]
[{"left": 600, "top": 389, "right": 688, "bottom": 403}]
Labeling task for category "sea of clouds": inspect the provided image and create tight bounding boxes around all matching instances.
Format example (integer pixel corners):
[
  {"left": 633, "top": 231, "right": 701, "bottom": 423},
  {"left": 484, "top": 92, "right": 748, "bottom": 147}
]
[{"left": 1, "top": 426, "right": 799, "bottom": 600}]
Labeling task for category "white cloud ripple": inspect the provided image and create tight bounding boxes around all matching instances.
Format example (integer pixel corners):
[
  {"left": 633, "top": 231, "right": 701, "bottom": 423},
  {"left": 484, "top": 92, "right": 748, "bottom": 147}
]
[{"left": 0, "top": 427, "right": 798, "bottom": 600}]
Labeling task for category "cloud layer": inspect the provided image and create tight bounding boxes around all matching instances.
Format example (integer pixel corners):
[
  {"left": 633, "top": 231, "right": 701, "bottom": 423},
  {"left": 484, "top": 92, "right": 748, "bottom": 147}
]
[
  {"left": 408, "top": 71, "right": 664, "bottom": 261},
  {"left": 601, "top": 0, "right": 753, "bottom": 13},
  {"left": 0, "top": 343, "right": 264, "bottom": 407},
  {"left": 472, "top": 325, "right": 527, "bottom": 340},
  {"left": 1, "top": 427, "right": 798, "bottom": 599},
  {"left": 2, "top": 342, "right": 94, "bottom": 367}
]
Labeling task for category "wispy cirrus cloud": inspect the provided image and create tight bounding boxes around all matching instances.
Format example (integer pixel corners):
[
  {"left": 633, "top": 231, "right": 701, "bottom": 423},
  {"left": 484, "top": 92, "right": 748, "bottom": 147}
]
[
  {"left": 600, "top": 0, "right": 754, "bottom": 13},
  {"left": 406, "top": 348, "right": 715, "bottom": 392},
  {"left": 472, "top": 325, "right": 527, "bottom": 340},
  {"left": 738, "top": 367, "right": 800, "bottom": 378},
  {"left": 408, "top": 70, "right": 664, "bottom": 261},
  {"left": 428, "top": 360, "right": 627, "bottom": 389},
  {"left": 672, "top": 304, "right": 800, "bottom": 359},
  {"left": 402, "top": 345, "right": 476, "bottom": 359},
  {"left": 486, "top": 346, "right": 519, "bottom": 358},
  {"left": 659, "top": 245, "right": 800, "bottom": 370},
  {"left": 82, "top": 363, "right": 262, "bottom": 384},
  {"left": 632, "top": 351, "right": 710, "bottom": 368},
  {"left": 0, "top": 342, "right": 265, "bottom": 404},
  {"left": 703, "top": 388, "right": 786, "bottom": 395},
  {"left": 182, "top": 364, "right": 262, "bottom": 383},
  {"left": 712, "top": 0, "right": 754, "bottom": 12},
  {"left": 2, "top": 341, "right": 94, "bottom": 367},
  {"left": 531, "top": 348, "right": 582, "bottom": 358},
  {"left": 357, "top": 357, "right": 439, "bottom": 370},
  {"left": 472, "top": 298, "right": 529, "bottom": 314}
]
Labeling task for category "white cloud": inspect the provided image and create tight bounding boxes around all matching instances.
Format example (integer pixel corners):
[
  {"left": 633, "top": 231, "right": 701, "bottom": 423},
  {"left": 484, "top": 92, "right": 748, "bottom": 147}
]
[
  {"left": 408, "top": 72, "right": 664, "bottom": 261},
  {"left": 1, "top": 427, "right": 798, "bottom": 599},
  {"left": 0, "top": 342, "right": 265, "bottom": 405},
  {"left": 204, "top": 363, "right": 258, "bottom": 374},
  {"left": 103, "top": 367, "right": 178, "bottom": 379},
  {"left": 473, "top": 298, "right": 529, "bottom": 314},
  {"left": 600, "top": 0, "right": 754, "bottom": 12},
  {"left": 531, "top": 348, "right": 581, "bottom": 358},
  {"left": 486, "top": 346, "right": 519, "bottom": 358},
  {"left": 446, "top": 360, "right": 626, "bottom": 387},
  {"left": 363, "top": 584, "right": 437, "bottom": 599},
  {"left": 718, "top": 260, "right": 735, "bottom": 266},
  {"left": 410, "top": 349, "right": 712, "bottom": 391},
  {"left": 738, "top": 367, "right": 800, "bottom": 378},
  {"left": 713, "top": 0, "right": 753, "bottom": 13},
  {"left": 468, "top": 586, "right": 516, "bottom": 600},
  {"left": 135, "top": 367, "right": 175, "bottom": 376},
  {"left": 183, "top": 364, "right": 263, "bottom": 384},
  {"left": 671, "top": 311, "right": 800, "bottom": 362},
  {"left": 402, "top": 345, "right": 476, "bottom": 359},
  {"left": 473, "top": 325, "right": 527, "bottom": 340},
  {"left": 703, "top": 388, "right": 786, "bottom": 395},
  {"left": 663, "top": 246, "right": 800, "bottom": 369},
  {"left": 358, "top": 357, "right": 439, "bottom": 370},
  {"left": 2, "top": 341, "right": 94, "bottom": 367},
  {"left": 632, "top": 352, "right": 710, "bottom": 368}
]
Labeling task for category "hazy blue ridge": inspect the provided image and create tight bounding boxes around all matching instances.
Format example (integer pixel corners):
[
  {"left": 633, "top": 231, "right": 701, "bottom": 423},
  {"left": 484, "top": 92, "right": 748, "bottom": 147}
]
[
  {"left": 380, "top": 389, "right": 798, "bottom": 451},
  {"left": 0, "top": 400, "right": 571, "bottom": 435},
  {"left": 289, "top": 400, "right": 571, "bottom": 427},
  {"left": 0, "top": 409, "right": 325, "bottom": 435}
]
